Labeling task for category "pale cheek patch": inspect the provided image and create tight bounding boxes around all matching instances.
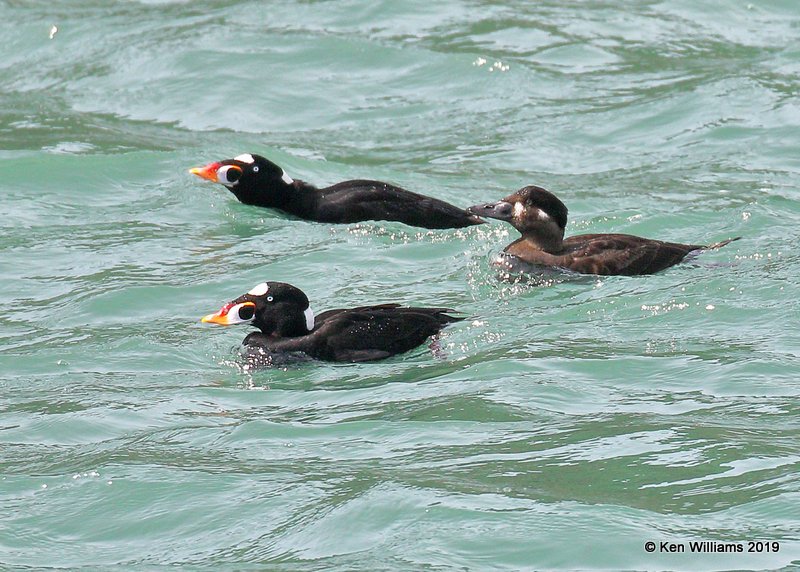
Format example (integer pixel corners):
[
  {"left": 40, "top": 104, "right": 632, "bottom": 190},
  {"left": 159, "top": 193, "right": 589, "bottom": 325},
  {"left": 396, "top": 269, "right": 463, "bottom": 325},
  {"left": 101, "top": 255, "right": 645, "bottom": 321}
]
[
  {"left": 536, "top": 209, "right": 551, "bottom": 221},
  {"left": 304, "top": 307, "right": 315, "bottom": 331},
  {"left": 513, "top": 202, "right": 524, "bottom": 218},
  {"left": 281, "top": 170, "right": 294, "bottom": 185},
  {"left": 234, "top": 153, "right": 255, "bottom": 164},
  {"left": 248, "top": 282, "right": 270, "bottom": 296}
]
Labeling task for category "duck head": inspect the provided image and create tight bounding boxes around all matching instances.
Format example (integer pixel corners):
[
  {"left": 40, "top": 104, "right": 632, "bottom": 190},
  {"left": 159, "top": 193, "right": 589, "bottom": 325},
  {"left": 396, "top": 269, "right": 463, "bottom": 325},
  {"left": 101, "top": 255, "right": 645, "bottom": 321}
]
[
  {"left": 469, "top": 185, "right": 568, "bottom": 251},
  {"left": 190, "top": 153, "right": 295, "bottom": 207},
  {"left": 201, "top": 281, "right": 315, "bottom": 338}
]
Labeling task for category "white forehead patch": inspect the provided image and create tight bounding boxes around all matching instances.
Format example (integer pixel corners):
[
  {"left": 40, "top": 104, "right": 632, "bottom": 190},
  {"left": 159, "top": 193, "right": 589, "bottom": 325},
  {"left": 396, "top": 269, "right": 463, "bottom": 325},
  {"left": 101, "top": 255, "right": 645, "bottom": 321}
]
[
  {"left": 281, "top": 170, "right": 294, "bottom": 185},
  {"left": 304, "top": 307, "right": 315, "bottom": 331},
  {"left": 247, "top": 282, "right": 269, "bottom": 296},
  {"left": 234, "top": 153, "right": 255, "bottom": 164},
  {"left": 513, "top": 202, "right": 524, "bottom": 218}
]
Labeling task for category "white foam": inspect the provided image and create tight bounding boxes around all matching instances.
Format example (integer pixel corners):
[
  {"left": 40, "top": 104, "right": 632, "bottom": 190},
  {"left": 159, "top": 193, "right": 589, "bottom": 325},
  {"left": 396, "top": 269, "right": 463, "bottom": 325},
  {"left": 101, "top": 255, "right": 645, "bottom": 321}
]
[
  {"left": 247, "top": 282, "right": 269, "bottom": 296},
  {"left": 234, "top": 153, "right": 255, "bottom": 164}
]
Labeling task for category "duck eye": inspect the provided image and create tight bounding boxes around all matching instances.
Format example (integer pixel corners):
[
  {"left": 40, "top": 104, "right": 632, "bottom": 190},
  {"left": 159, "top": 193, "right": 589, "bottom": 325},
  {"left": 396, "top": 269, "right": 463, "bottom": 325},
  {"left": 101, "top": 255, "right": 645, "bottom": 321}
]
[
  {"left": 237, "top": 304, "right": 255, "bottom": 320},
  {"left": 266, "top": 296, "right": 274, "bottom": 302},
  {"left": 218, "top": 165, "right": 242, "bottom": 185},
  {"left": 252, "top": 166, "right": 259, "bottom": 173}
]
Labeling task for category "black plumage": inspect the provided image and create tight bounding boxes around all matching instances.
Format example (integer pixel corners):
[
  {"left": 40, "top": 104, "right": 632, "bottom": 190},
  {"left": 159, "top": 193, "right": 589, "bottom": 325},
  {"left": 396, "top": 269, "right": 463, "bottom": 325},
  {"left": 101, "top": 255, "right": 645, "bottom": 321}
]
[
  {"left": 469, "top": 186, "right": 739, "bottom": 276},
  {"left": 201, "top": 281, "right": 462, "bottom": 363},
  {"left": 190, "top": 153, "right": 483, "bottom": 229}
]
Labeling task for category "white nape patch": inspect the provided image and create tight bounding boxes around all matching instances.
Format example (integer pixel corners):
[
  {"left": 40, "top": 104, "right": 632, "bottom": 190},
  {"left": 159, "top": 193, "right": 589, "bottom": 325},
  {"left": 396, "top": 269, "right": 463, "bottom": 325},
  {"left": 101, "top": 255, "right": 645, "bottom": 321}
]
[
  {"left": 281, "top": 170, "right": 294, "bottom": 185},
  {"left": 537, "top": 208, "right": 551, "bottom": 221},
  {"left": 513, "top": 202, "right": 524, "bottom": 218},
  {"left": 234, "top": 153, "right": 255, "bottom": 164},
  {"left": 304, "top": 307, "right": 315, "bottom": 331},
  {"left": 247, "top": 282, "right": 270, "bottom": 296}
]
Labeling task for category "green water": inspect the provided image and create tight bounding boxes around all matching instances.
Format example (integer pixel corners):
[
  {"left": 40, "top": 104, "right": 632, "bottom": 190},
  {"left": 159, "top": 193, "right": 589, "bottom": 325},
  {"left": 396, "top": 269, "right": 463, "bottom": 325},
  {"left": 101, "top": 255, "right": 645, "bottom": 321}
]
[{"left": 2, "top": 1, "right": 799, "bottom": 569}]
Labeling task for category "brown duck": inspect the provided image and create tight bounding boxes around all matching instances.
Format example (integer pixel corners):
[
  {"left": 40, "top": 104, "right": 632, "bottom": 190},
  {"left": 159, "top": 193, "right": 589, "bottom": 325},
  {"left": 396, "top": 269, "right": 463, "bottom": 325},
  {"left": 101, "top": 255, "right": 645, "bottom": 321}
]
[{"left": 469, "top": 186, "right": 739, "bottom": 276}]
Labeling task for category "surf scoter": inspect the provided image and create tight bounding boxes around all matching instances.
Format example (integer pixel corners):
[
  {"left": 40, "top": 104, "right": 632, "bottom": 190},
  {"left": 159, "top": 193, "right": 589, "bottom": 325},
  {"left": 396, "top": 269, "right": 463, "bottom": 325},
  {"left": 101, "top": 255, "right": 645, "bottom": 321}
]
[
  {"left": 201, "top": 281, "right": 463, "bottom": 362},
  {"left": 190, "top": 153, "right": 484, "bottom": 229},
  {"left": 468, "top": 186, "right": 740, "bottom": 276}
]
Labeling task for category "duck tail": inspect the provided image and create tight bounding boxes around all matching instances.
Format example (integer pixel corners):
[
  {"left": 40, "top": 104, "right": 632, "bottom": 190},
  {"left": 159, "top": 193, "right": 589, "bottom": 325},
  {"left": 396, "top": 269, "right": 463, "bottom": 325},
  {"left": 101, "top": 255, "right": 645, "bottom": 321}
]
[{"left": 706, "top": 236, "right": 741, "bottom": 250}]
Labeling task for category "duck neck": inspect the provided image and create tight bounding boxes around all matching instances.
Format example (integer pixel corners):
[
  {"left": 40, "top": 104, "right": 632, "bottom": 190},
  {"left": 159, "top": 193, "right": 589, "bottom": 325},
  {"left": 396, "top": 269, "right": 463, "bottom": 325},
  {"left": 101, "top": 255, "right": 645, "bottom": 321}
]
[
  {"left": 275, "top": 179, "right": 322, "bottom": 218},
  {"left": 231, "top": 180, "right": 321, "bottom": 217},
  {"left": 520, "top": 228, "right": 564, "bottom": 253},
  {"left": 254, "top": 311, "right": 310, "bottom": 339}
]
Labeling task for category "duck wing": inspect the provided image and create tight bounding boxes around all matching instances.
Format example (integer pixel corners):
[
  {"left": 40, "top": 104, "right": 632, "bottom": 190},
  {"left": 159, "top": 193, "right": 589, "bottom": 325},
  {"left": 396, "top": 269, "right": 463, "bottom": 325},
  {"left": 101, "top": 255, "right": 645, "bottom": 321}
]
[
  {"left": 308, "top": 306, "right": 462, "bottom": 362},
  {"left": 316, "top": 180, "right": 483, "bottom": 229},
  {"left": 561, "top": 234, "right": 703, "bottom": 275}
]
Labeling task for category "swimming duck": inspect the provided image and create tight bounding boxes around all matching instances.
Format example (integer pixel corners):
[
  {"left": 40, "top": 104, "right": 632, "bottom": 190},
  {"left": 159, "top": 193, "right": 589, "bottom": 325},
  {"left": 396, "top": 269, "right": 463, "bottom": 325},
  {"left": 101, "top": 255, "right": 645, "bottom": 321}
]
[
  {"left": 201, "top": 281, "right": 462, "bottom": 362},
  {"left": 190, "top": 153, "right": 484, "bottom": 229},
  {"left": 469, "top": 186, "right": 739, "bottom": 276}
]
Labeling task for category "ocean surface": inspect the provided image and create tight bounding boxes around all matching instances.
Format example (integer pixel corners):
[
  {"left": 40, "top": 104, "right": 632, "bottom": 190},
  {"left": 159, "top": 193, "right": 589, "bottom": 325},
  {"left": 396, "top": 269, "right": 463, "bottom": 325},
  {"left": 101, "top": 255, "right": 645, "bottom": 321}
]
[{"left": 2, "top": 1, "right": 799, "bottom": 569}]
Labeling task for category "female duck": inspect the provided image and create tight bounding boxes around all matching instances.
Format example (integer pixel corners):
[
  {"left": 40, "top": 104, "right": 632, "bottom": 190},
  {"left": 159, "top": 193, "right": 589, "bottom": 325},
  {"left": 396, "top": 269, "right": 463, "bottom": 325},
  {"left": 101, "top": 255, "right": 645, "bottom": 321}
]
[{"left": 469, "top": 186, "right": 739, "bottom": 276}]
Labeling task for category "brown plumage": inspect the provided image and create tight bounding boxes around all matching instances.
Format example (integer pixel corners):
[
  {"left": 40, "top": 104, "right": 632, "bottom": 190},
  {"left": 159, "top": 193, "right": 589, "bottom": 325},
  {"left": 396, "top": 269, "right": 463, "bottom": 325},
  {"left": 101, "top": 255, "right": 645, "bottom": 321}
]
[{"left": 469, "top": 186, "right": 739, "bottom": 276}]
